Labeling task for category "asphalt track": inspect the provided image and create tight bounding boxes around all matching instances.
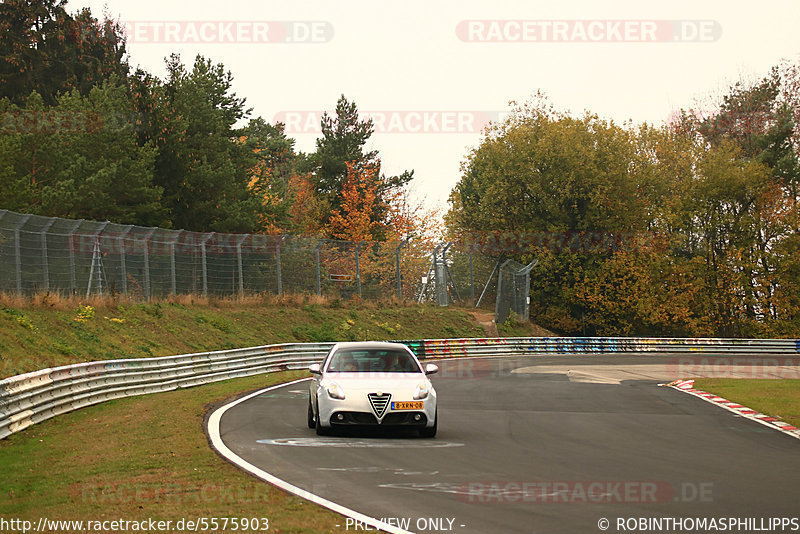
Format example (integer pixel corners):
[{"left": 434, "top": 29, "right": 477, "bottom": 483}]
[{"left": 215, "top": 354, "right": 800, "bottom": 534}]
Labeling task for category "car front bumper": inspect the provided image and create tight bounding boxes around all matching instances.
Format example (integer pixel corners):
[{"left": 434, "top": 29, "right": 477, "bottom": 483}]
[{"left": 317, "top": 390, "right": 437, "bottom": 428}]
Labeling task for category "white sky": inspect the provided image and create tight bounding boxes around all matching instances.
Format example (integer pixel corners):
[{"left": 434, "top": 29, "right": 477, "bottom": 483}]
[{"left": 70, "top": 0, "right": 800, "bottom": 214}]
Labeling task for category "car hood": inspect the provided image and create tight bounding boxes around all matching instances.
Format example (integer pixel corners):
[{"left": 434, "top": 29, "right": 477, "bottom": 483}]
[{"left": 321, "top": 373, "right": 429, "bottom": 393}]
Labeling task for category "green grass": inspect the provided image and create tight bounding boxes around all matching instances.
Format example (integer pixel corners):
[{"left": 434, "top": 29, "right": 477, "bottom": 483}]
[
  {"left": 0, "top": 294, "right": 489, "bottom": 379},
  {"left": 692, "top": 378, "right": 800, "bottom": 428},
  {"left": 0, "top": 371, "right": 351, "bottom": 532},
  {"left": 0, "top": 293, "right": 540, "bottom": 531}
]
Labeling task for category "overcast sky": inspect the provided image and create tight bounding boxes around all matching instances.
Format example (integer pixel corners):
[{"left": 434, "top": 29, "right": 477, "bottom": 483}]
[{"left": 70, "top": 0, "right": 800, "bottom": 214}]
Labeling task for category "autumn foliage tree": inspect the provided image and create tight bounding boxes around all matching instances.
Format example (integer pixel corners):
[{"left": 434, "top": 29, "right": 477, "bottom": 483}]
[
  {"left": 447, "top": 63, "right": 800, "bottom": 337},
  {"left": 328, "top": 161, "right": 384, "bottom": 241}
]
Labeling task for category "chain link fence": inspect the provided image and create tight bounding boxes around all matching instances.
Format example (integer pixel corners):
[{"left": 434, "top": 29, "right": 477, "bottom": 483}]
[
  {"left": 495, "top": 259, "right": 538, "bottom": 324},
  {"left": 0, "top": 210, "right": 525, "bottom": 318}
]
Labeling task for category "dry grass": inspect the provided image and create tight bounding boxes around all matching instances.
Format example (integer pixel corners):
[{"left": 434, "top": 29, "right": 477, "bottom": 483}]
[
  {"left": 0, "top": 291, "right": 338, "bottom": 311},
  {"left": 0, "top": 290, "right": 419, "bottom": 313}
]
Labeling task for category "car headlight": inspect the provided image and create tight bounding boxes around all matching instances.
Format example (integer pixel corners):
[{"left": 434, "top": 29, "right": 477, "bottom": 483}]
[
  {"left": 326, "top": 382, "right": 345, "bottom": 400},
  {"left": 413, "top": 382, "right": 429, "bottom": 400}
]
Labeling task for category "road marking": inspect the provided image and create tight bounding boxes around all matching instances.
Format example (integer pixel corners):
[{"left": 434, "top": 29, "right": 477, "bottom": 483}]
[
  {"left": 258, "top": 437, "right": 463, "bottom": 448},
  {"left": 207, "top": 378, "right": 414, "bottom": 534},
  {"left": 318, "top": 467, "right": 441, "bottom": 476}
]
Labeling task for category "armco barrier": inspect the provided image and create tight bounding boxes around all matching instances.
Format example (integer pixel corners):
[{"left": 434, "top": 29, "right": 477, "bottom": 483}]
[
  {"left": 0, "top": 342, "right": 334, "bottom": 440},
  {"left": 402, "top": 337, "right": 800, "bottom": 359},
  {"left": 2, "top": 336, "right": 799, "bottom": 440}
]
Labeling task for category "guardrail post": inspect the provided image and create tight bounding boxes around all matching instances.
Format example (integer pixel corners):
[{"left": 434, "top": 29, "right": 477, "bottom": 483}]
[{"left": 39, "top": 218, "right": 55, "bottom": 293}]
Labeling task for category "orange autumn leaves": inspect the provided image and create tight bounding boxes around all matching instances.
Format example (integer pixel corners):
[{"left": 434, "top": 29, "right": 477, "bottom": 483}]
[{"left": 252, "top": 159, "right": 437, "bottom": 242}]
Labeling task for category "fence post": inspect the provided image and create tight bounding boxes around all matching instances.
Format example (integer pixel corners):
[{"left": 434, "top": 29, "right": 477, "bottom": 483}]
[
  {"left": 435, "top": 243, "right": 451, "bottom": 306},
  {"left": 276, "top": 235, "right": 285, "bottom": 295},
  {"left": 355, "top": 242, "right": 363, "bottom": 297},
  {"left": 13, "top": 215, "right": 31, "bottom": 295},
  {"left": 67, "top": 220, "right": 83, "bottom": 295},
  {"left": 495, "top": 259, "right": 512, "bottom": 323},
  {"left": 201, "top": 233, "right": 213, "bottom": 298},
  {"left": 40, "top": 218, "right": 55, "bottom": 293},
  {"left": 142, "top": 228, "right": 156, "bottom": 301},
  {"left": 469, "top": 245, "right": 476, "bottom": 307},
  {"left": 417, "top": 243, "right": 441, "bottom": 304},
  {"left": 396, "top": 239, "right": 408, "bottom": 300},
  {"left": 85, "top": 222, "right": 109, "bottom": 298},
  {"left": 236, "top": 234, "right": 248, "bottom": 296},
  {"left": 169, "top": 231, "right": 182, "bottom": 296},
  {"left": 118, "top": 226, "right": 133, "bottom": 295},
  {"left": 314, "top": 241, "right": 323, "bottom": 296}
]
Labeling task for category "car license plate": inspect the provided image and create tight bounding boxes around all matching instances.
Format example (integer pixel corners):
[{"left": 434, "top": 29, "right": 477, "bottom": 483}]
[{"left": 391, "top": 401, "right": 423, "bottom": 410}]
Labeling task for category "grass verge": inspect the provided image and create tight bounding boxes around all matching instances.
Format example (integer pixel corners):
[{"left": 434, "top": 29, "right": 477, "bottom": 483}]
[
  {"left": 692, "top": 378, "right": 800, "bottom": 428},
  {"left": 0, "top": 293, "right": 491, "bottom": 378},
  {"left": 0, "top": 371, "right": 352, "bottom": 533}
]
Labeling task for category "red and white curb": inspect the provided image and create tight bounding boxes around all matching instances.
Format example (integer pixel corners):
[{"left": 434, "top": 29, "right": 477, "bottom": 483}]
[{"left": 663, "top": 379, "right": 800, "bottom": 441}]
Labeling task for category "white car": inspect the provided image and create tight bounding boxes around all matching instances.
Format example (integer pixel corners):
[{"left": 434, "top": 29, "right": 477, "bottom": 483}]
[{"left": 307, "top": 341, "right": 439, "bottom": 437}]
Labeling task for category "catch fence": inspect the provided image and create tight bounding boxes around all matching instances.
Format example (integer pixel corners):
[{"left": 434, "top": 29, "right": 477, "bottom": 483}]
[{"left": 0, "top": 210, "right": 519, "bottom": 318}]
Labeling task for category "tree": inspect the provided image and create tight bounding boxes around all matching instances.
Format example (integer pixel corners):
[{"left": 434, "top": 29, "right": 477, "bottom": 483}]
[
  {"left": 301, "top": 95, "right": 414, "bottom": 231},
  {"left": 687, "top": 66, "right": 800, "bottom": 203},
  {"left": 242, "top": 117, "right": 297, "bottom": 233},
  {"left": 303, "top": 95, "right": 377, "bottom": 200},
  {"left": 0, "top": 0, "right": 129, "bottom": 106},
  {"left": 446, "top": 87, "right": 799, "bottom": 337},
  {"left": 37, "top": 80, "right": 165, "bottom": 225},
  {"left": 152, "top": 54, "right": 261, "bottom": 232},
  {"left": 328, "top": 161, "right": 385, "bottom": 242},
  {"left": 2, "top": 82, "right": 165, "bottom": 225}
]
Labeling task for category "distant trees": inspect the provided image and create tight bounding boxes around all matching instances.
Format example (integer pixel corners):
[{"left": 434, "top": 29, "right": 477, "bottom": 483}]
[
  {"left": 0, "top": 2, "right": 423, "bottom": 238},
  {"left": 0, "top": 0, "right": 128, "bottom": 106},
  {"left": 296, "top": 94, "right": 415, "bottom": 238},
  {"left": 447, "top": 63, "right": 800, "bottom": 337}
]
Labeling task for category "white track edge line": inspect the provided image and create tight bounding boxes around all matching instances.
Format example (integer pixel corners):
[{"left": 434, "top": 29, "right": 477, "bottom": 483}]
[
  {"left": 206, "top": 377, "right": 415, "bottom": 534},
  {"left": 668, "top": 384, "right": 800, "bottom": 441}
]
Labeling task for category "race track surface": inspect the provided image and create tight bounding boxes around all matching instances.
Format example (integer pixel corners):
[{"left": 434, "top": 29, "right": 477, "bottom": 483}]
[{"left": 215, "top": 354, "right": 800, "bottom": 534}]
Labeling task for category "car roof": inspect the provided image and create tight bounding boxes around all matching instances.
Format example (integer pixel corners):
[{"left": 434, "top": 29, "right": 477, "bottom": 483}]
[{"left": 329, "top": 341, "right": 412, "bottom": 352}]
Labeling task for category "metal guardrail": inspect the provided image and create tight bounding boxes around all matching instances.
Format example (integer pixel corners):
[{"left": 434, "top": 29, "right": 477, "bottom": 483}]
[
  {"left": 2, "top": 336, "right": 799, "bottom": 440},
  {"left": 403, "top": 336, "right": 800, "bottom": 359},
  {"left": 0, "top": 342, "right": 334, "bottom": 440}
]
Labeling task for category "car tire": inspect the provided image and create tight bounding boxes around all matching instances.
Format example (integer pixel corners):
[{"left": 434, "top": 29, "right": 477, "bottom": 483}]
[
  {"left": 420, "top": 409, "right": 437, "bottom": 438},
  {"left": 307, "top": 398, "right": 316, "bottom": 429},
  {"left": 315, "top": 402, "right": 331, "bottom": 436}
]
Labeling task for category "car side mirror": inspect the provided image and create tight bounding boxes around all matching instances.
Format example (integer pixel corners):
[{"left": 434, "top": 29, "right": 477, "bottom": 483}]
[
  {"left": 308, "top": 363, "right": 322, "bottom": 375},
  {"left": 424, "top": 363, "right": 439, "bottom": 375}
]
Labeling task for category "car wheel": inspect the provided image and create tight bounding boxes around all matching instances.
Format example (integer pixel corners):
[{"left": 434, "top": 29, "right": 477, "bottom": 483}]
[
  {"left": 315, "top": 402, "right": 331, "bottom": 436},
  {"left": 420, "top": 409, "right": 437, "bottom": 438},
  {"left": 307, "top": 398, "right": 316, "bottom": 429}
]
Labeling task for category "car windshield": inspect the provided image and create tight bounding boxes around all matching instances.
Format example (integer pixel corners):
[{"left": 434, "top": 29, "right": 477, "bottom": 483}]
[{"left": 326, "top": 349, "right": 420, "bottom": 373}]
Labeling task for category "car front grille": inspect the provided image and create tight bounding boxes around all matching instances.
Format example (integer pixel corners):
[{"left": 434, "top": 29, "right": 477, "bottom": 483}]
[{"left": 368, "top": 393, "right": 392, "bottom": 419}]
